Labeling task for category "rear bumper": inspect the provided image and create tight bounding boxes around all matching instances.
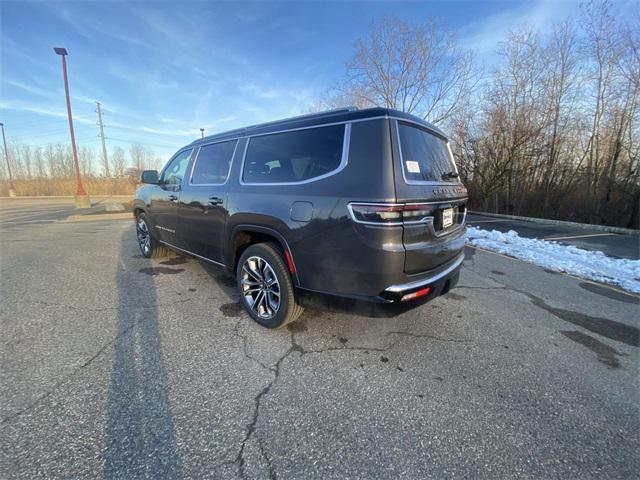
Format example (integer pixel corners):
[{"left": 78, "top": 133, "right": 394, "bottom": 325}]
[
  {"left": 296, "top": 251, "right": 464, "bottom": 306},
  {"left": 381, "top": 252, "right": 464, "bottom": 301}
]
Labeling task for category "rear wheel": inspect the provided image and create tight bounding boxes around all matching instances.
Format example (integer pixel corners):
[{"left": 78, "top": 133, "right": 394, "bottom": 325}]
[
  {"left": 237, "top": 242, "right": 303, "bottom": 328},
  {"left": 135, "top": 212, "right": 169, "bottom": 258}
]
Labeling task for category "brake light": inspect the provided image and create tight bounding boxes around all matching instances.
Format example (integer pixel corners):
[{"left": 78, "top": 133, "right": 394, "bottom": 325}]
[
  {"left": 400, "top": 287, "right": 431, "bottom": 302},
  {"left": 348, "top": 203, "right": 434, "bottom": 225}
]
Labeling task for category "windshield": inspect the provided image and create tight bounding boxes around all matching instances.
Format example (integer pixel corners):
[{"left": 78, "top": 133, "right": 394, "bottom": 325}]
[{"left": 398, "top": 122, "right": 457, "bottom": 182}]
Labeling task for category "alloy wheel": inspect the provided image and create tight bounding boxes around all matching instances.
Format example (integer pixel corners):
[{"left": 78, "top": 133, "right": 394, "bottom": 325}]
[
  {"left": 241, "top": 256, "right": 281, "bottom": 319},
  {"left": 136, "top": 218, "right": 151, "bottom": 256}
]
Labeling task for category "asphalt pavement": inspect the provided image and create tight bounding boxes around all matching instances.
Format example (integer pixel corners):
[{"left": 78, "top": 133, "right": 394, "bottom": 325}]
[
  {"left": 466, "top": 213, "right": 640, "bottom": 260},
  {"left": 1, "top": 199, "right": 639, "bottom": 479}
]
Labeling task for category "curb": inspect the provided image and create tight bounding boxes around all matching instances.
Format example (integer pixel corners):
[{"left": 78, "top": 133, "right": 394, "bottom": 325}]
[
  {"left": 63, "top": 212, "right": 133, "bottom": 222},
  {"left": 0, "top": 195, "right": 134, "bottom": 200},
  {"left": 469, "top": 211, "right": 639, "bottom": 236}
]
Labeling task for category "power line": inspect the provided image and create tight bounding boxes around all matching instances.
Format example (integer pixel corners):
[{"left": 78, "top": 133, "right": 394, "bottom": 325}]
[{"left": 104, "top": 136, "right": 180, "bottom": 149}]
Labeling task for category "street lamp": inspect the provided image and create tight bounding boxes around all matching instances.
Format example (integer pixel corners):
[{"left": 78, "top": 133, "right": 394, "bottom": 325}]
[
  {"left": 0, "top": 122, "right": 16, "bottom": 197},
  {"left": 200, "top": 128, "right": 204, "bottom": 138},
  {"left": 54, "top": 47, "right": 90, "bottom": 208}
]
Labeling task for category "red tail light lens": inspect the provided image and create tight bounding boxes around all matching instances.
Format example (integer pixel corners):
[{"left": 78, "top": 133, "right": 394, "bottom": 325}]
[
  {"left": 400, "top": 287, "right": 431, "bottom": 302},
  {"left": 348, "top": 203, "right": 434, "bottom": 225}
]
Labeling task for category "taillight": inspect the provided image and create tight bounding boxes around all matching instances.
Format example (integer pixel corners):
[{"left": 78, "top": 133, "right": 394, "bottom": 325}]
[{"left": 348, "top": 203, "right": 434, "bottom": 225}]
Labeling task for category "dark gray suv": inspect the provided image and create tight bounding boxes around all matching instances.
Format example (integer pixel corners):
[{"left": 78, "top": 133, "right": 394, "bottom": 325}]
[{"left": 133, "top": 107, "right": 467, "bottom": 328}]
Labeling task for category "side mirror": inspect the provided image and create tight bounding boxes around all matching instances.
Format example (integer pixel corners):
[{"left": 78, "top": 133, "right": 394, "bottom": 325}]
[{"left": 140, "top": 170, "right": 159, "bottom": 184}]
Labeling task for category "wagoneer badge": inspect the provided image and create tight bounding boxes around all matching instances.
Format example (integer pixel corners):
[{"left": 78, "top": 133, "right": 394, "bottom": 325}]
[{"left": 433, "top": 186, "right": 467, "bottom": 196}]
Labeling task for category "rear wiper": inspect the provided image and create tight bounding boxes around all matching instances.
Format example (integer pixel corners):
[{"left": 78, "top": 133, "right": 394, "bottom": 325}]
[{"left": 441, "top": 171, "right": 459, "bottom": 180}]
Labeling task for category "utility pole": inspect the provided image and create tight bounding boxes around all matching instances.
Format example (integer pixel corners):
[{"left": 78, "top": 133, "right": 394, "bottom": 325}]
[
  {"left": 0, "top": 123, "right": 16, "bottom": 197},
  {"left": 95, "top": 102, "right": 110, "bottom": 177},
  {"left": 200, "top": 128, "right": 205, "bottom": 138},
  {"left": 54, "top": 47, "right": 90, "bottom": 208}
]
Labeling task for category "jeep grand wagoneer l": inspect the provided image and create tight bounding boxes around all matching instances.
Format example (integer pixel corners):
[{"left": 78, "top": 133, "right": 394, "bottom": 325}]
[{"left": 133, "top": 107, "right": 467, "bottom": 327}]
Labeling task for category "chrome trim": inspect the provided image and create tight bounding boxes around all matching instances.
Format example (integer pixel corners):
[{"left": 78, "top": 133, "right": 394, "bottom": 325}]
[
  {"left": 239, "top": 123, "right": 352, "bottom": 186},
  {"left": 188, "top": 138, "right": 239, "bottom": 186},
  {"left": 158, "top": 240, "right": 227, "bottom": 268},
  {"left": 394, "top": 119, "right": 461, "bottom": 186},
  {"left": 347, "top": 201, "right": 466, "bottom": 226},
  {"left": 384, "top": 253, "right": 464, "bottom": 293}
]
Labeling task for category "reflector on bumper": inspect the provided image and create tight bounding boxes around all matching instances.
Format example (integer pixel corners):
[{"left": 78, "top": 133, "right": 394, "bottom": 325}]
[{"left": 400, "top": 287, "right": 431, "bottom": 302}]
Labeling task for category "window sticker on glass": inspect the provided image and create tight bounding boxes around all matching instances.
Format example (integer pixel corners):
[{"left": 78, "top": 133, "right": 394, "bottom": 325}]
[{"left": 406, "top": 160, "right": 420, "bottom": 173}]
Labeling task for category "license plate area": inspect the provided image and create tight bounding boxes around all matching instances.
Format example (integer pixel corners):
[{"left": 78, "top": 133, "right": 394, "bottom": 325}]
[{"left": 441, "top": 208, "right": 454, "bottom": 229}]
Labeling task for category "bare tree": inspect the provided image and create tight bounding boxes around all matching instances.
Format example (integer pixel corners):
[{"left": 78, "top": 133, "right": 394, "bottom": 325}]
[
  {"left": 328, "top": 15, "right": 476, "bottom": 125},
  {"left": 33, "top": 147, "right": 46, "bottom": 178},
  {"left": 111, "top": 146, "right": 126, "bottom": 177},
  {"left": 78, "top": 146, "right": 95, "bottom": 177},
  {"left": 129, "top": 143, "right": 146, "bottom": 171}
]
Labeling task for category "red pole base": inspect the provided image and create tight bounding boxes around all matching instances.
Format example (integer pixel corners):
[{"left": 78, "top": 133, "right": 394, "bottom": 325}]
[{"left": 74, "top": 194, "right": 91, "bottom": 209}]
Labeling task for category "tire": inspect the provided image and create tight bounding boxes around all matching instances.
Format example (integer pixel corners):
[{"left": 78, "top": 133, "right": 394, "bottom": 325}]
[
  {"left": 135, "top": 212, "right": 169, "bottom": 258},
  {"left": 236, "top": 242, "right": 304, "bottom": 328}
]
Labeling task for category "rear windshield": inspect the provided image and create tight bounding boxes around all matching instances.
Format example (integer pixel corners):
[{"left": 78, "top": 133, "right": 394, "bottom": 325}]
[
  {"left": 243, "top": 124, "right": 345, "bottom": 184},
  {"left": 398, "top": 122, "right": 457, "bottom": 182}
]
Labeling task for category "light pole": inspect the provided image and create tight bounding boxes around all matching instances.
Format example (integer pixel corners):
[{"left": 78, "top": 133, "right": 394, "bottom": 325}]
[
  {"left": 200, "top": 128, "right": 204, "bottom": 138},
  {"left": 54, "top": 47, "right": 90, "bottom": 208},
  {"left": 0, "top": 123, "right": 16, "bottom": 197}
]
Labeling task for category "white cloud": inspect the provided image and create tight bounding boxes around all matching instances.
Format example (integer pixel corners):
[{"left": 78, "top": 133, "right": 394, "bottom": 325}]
[{"left": 460, "top": 0, "right": 581, "bottom": 59}]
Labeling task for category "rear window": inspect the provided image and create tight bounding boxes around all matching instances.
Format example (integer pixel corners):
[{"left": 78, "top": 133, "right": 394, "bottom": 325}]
[
  {"left": 398, "top": 122, "right": 457, "bottom": 182},
  {"left": 191, "top": 140, "right": 237, "bottom": 184},
  {"left": 243, "top": 124, "right": 345, "bottom": 184}
]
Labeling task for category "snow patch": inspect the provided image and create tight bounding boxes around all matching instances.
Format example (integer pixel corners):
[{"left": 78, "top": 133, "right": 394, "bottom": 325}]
[{"left": 466, "top": 227, "right": 640, "bottom": 294}]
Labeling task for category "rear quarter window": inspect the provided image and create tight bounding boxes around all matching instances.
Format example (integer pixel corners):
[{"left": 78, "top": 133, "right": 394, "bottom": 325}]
[
  {"left": 243, "top": 124, "right": 345, "bottom": 184},
  {"left": 398, "top": 122, "right": 456, "bottom": 183}
]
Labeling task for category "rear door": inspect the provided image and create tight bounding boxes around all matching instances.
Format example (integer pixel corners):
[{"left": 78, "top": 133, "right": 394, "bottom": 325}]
[
  {"left": 176, "top": 139, "right": 237, "bottom": 263},
  {"left": 391, "top": 119, "right": 468, "bottom": 274},
  {"left": 149, "top": 148, "right": 193, "bottom": 244}
]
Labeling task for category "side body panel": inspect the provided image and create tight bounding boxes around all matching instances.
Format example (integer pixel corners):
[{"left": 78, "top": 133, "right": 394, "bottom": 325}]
[{"left": 225, "top": 119, "right": 406, "bottom": 297}]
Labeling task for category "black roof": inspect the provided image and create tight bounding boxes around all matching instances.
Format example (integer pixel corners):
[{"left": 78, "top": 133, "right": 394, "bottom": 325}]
[{"left": 189, "top": 107, "right": 446, "bottom": 146}]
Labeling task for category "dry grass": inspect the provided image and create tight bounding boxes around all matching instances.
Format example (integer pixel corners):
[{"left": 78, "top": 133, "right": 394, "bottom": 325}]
[{"left": 0, "top": 177, "right": 137, "bottom": 197}]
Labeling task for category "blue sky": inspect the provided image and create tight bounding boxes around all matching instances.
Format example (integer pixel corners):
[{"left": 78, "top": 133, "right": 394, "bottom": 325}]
[{"left": 0, "top": 0, "right": 631, "bottom": 161}]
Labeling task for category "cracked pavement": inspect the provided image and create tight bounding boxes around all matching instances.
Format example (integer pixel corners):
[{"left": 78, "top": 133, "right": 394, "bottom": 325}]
[{"left": 1, "top": 202, "right": 639, "bottom": 479}]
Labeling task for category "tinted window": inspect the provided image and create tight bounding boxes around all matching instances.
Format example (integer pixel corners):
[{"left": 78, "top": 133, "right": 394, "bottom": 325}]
[
  {"left": 243, "top": 124, "right": 345, "bottom": 183},
  {"left": 398, "top": 122, "right": 456, "bottom": 182},
  {"left": 191, "top": 140, "right": 237, "bottom": 184},
  {"left": 161, "top": 149, "right": 191, "bottom": 187}
]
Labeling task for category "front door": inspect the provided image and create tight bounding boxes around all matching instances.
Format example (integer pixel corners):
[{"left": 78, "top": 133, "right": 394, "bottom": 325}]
[
  {"left": 177, "top": 139, "right": 237, "bottom": 264},
  {"left": 149, "top": 148, "right": 192, "bottom": 244}
]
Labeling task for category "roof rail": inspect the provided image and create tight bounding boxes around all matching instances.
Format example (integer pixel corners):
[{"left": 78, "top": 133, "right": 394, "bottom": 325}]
[
  {"left": 191, "top": 106, "right": 360, "bottom": 145},
  {"left": 244, "top": 106, "right": 358, "bottom": 131}
]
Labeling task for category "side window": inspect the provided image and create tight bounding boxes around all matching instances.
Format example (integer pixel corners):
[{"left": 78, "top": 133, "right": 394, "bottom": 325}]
[
  {"left": 243, "top": 124, "right": 345, "bottom": 184},
  {"left": 191, "top": 140, "right": 237, "bottom": 185},
  {"left": 160, "top": 149, "right": 192, "bottom": 188}
]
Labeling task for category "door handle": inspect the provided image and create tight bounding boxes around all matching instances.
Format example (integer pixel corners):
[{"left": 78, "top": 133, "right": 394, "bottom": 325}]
[
  {"left": 208, "top": 196, "right": 223, "bottom": 206},
  {"left": 168, "top": 194, "right": 178, "bottom": 202}
]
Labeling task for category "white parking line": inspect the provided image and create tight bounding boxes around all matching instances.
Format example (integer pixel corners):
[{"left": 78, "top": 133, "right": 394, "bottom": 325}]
[
  {"left": 0, "top": 209, "right": 71, "bottom": 222},
  {"left": 543, "top": 233, "right": 618, "bottom": 241},
  {"left": 466, "top": 219, "right": 512, "bottom": 223}
]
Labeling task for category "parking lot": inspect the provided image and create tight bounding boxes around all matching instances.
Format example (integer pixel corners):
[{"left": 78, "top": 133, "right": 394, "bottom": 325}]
[
  {"left": 1, "top": 198, "right": 639, "bottom": 479},
  {"left": 466, "top": 213, "right": 639, "bottom": 260}
]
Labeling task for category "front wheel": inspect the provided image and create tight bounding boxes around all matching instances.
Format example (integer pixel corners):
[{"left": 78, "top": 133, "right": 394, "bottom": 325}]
[
  {"left": 236, "top": 242, "right": 304, "bottom": 328},
  {"left": 135, "top": 212, "right": 169, "bottom": 258}
]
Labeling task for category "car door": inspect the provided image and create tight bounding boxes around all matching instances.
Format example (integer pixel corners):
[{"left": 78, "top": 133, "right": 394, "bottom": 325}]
[
  {"left": 149, "top": 148, "right": 193, "bottom": 244},
  {"left": 176, "top": 138, "right": 237, "bottom": 264}
]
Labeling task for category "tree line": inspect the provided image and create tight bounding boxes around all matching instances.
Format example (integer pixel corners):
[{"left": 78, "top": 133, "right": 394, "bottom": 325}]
[
  {"left": 319, "top": 1, "right": 638, "bottom": 228},
  {"left": 0, "top": 142, "right": 164, "bottom": 179}
]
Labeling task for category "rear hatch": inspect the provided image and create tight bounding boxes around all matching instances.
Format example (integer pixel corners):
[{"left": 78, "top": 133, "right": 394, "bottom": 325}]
[{"left": 391, "top": 119, "right": 468, "bottom": 275}]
